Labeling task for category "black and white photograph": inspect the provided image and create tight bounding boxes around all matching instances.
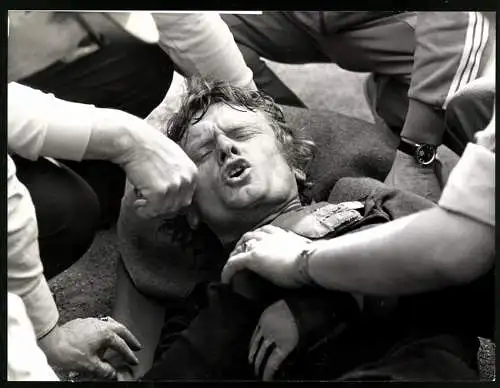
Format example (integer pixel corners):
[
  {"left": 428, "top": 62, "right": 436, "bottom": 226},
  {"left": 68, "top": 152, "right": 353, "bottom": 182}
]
[{"left": 6, "top": 10, "right": 496, "bottom": 382}]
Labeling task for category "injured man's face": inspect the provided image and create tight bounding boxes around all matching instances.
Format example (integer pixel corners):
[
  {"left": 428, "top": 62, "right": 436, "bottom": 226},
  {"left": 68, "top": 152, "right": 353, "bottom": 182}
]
[{"left": 180, "top": 102, "right": 299, "bottom": 243}]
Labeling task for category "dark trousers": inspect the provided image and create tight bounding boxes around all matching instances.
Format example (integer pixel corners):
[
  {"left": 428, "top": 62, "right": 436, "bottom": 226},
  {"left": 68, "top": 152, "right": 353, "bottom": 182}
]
[
  {"left": 12, "top": 155, "right": 100, "bottom": 279},
  {"left": 222, "top": 12, "right": 415, "bottom": 125},
  {"left": 223, "top": 12, "right": 494, "bottom": 156},
  {"left": 15, "top": 42, "right": 174, "bottom": 278}
]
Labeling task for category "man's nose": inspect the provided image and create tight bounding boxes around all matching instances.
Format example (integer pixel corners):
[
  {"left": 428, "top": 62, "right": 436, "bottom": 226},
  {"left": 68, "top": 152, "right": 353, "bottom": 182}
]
[{"left": 216, "top": 135, "right": 240, "bottom": 166}]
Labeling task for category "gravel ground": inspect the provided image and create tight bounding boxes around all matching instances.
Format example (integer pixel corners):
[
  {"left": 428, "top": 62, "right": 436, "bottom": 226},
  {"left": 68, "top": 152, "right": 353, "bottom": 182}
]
[{"left": 49, "top": 61, "right": 495, "bottom": 381}]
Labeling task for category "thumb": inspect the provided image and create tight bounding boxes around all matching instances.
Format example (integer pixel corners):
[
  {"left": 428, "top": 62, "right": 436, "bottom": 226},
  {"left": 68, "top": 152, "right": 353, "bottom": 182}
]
[
  {"left": 221, "top": 253, "right": 251, "bottom": 284},
  {"left": 91, "top": 357, "right": 117, "bottom": 380}
]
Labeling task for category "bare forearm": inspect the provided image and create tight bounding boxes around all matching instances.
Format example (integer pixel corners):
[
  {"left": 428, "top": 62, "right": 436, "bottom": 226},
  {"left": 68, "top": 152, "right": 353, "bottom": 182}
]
[{"left": 307, "top": 207, "right": 494, "bottom": 296}]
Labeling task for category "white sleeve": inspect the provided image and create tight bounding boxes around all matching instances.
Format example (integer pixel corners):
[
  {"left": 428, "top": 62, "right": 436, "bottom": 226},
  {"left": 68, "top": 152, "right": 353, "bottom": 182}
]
[
  {"left": 153, "top": 13, "right": 255, "bottom": 89},
  {"left": 7, "top": 155, "right": 59, "bottom": 339},
  {"left": 8, "top": 293, "right": 59, "bottom": 381},
  {"left": 8, "top": 82, "right": 96, "bottom": 161},
  {"left": 439, "top": 142, "right": 495, "bottom": 227}
]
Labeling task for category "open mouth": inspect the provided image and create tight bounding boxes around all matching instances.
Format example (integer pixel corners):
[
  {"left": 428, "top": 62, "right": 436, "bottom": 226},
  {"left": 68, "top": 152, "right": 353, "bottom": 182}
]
[{"left": 222, "top": 159, "right": 251, "bottom": 185}]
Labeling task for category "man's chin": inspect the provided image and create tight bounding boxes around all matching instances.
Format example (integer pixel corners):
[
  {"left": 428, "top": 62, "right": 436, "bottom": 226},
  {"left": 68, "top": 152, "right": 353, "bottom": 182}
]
[
  {"left": 221, "top": 186, "right": 263, "bottom": 210},
  {"left": 223, "top": 195, "right": 259, "bottom": 210}
]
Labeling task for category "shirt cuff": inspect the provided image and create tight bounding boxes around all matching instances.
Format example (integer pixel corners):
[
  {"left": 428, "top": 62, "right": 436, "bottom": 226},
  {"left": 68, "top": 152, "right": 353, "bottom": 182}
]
[
  {"left": 439, "top": 143, "right": 495, "bottom": 227},
  {"left": 39, "top": 100, "right": 95, "bottom": 161},
  {"left": 21, "top": 276, "right": 59, "bottom": 339}
]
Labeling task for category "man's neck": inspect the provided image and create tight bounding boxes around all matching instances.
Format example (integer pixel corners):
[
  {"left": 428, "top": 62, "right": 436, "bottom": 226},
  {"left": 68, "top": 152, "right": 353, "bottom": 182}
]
[{"left": 216, "top": 197, "right": 303, "bottom": 246}]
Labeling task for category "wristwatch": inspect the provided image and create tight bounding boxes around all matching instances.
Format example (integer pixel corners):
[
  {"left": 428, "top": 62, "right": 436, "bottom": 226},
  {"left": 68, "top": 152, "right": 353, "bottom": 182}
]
[{"left": 397, "top": 137, "right": 437, "bottom": 167}]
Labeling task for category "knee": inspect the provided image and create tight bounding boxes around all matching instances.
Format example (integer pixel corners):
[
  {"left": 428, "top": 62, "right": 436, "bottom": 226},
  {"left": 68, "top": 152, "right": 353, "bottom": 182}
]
[
  {"left": 137, "top": 45, "right": 175, "bottom": 99},
  {"left": 445, "top": 79, "right": 495, "bottom": 136}
]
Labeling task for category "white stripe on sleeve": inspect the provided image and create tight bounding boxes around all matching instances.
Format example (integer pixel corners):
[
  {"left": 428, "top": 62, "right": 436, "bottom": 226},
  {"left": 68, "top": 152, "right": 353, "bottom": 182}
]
[{"left": 444, "top": 12, "right": 489, "bottom": 109}]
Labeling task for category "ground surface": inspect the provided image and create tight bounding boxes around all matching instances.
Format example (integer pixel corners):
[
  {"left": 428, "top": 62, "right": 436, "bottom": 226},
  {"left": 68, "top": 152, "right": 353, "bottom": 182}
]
[{"left": 49, "top": 61, "right": 495, "bottom": 381}]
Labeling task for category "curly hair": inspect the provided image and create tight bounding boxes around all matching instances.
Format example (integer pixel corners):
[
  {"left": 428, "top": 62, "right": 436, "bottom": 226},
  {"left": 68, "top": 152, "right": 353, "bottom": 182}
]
[{"left": 167, "top": 76, "right": 316, "bottom": 195}]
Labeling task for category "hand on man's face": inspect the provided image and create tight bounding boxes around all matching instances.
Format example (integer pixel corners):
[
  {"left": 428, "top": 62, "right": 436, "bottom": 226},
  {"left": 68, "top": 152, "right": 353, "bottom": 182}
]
[
  {"left": 113, "top": 118, "right": 198, "bottom": 219},
  {"left": 180, "top": 103, "right": 298, "bottom": 231}
]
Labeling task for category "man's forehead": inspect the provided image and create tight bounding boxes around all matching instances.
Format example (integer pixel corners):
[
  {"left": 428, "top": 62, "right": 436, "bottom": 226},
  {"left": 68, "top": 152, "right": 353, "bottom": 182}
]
[{"left": 183, "top": 103, "right": 269, "bottom": 140}]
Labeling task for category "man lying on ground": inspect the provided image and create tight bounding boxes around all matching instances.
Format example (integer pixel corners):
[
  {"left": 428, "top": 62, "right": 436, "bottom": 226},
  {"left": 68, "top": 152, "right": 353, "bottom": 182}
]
[{"left": 111, "top": 77, "right": 483, "bottom": 381}]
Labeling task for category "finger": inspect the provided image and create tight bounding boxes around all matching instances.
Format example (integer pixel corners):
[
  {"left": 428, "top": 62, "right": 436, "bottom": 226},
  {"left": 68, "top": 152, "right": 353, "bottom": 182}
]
[
  {"left": 248, "top": 327, "right": 263, "bottom": 364},
  {"left": 229, "top": 243, "right": 245, "bottom": 257},
  {"left": 161, "top": 182, "right": 186, "bottom": 216},
  {"left": 104, "top": 333, "right": 140, "bottom": 366},
  {"left": 263, "top": 347, "right": 287, "bottom": 382},
  {"left": 101, "top": 348, "right": 127, "bottom": 369},
  {"left": 221, "top": 252, "right": 252, "bottom": 284},
  {"left": 248, "top": 324, "right": 262, "bottom": 362},
  {"left": 104, "top": 319, "right": 142, "bottom": 350},
  {"left": 231, "top": 232, "right": 266, "bottom": 256},
  {"left": 181, "top": 176, "right": 197, "bottom": 208},
  {"left": 238, "top": 230, "right": 267, "bottom": 246},
  {"left": 116, "top": 366, "right": 135, "bottom": 381},
  {"left": 254, "top": 339, "right": 273, "bottom": 377},
  {"left": 90, "top": 357, "right": 117, "bottom": 380}
]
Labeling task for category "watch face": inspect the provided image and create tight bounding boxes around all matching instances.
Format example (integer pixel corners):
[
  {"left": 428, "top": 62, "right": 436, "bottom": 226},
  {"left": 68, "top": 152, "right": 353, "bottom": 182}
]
[{"left": 416, "top": 144, "right": 437, "bottom": 166}]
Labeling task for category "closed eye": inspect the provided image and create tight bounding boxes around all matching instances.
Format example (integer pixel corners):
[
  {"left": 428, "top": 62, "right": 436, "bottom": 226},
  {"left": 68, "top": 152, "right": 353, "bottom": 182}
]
[
  {"left": 227, "top": 127, "right": 259, "bottom": 140},
  {"left": 194, "top": 148, "right": 213, "bottom": 163}
]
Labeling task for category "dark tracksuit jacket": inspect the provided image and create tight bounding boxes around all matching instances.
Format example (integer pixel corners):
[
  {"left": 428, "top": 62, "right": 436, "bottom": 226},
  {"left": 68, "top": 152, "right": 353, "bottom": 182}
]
[{"left": 125, "top": 178, "right": 486, "bottom": 381}]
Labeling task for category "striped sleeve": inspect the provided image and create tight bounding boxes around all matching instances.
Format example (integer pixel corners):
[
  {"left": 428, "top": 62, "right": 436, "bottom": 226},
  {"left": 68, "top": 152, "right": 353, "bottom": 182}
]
[{"left": 408, "top": 12, "right": 493, "bottom": 110}]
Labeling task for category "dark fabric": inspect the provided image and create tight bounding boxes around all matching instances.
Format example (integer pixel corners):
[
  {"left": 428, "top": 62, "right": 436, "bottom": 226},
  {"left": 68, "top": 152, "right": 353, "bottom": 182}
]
[
  {"left": 280, "top": 106, "right": 400, "bottom": 203},
  {"left": 444, "top": 81, "right": 495, "bottom": 156},
  {"left": 140, "top": 182, "right": 479, "bottom": 381},
  {"left": 223, "top": 11, "right": 415, "bottom": 121},
  {"left": 225, "top": 12, "right": 483, "bottom": 156},
  {"left": 12, "top": 155, "right": 100, "bottom": 279},
  {"left": 328, "top": 176, "right": 436, "bottom": 220},
  {"left": 336, "top": 333, "right": 479, "bottom": 381},
  {"left": 397, "top": 270, "right": 495, "bottom": 341},
  {"left": 145, "top": 283, "right": 261, "bottom": 380},
  {"left": 118, "top": 204, "right": 226, "bottom": 302},
  {"left": 221, "top": 12, "right": 331, "bottom": 108},
  {"left": 19, "top": 42, "right": 175, "bottom": 227}
]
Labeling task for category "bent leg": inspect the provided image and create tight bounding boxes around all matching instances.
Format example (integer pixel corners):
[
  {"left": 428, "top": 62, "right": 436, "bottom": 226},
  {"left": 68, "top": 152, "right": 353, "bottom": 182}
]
[
  {"left": 20, "top": 42, "right": 174, "bottom": 118},
  {"left": 223, "top": 12, "right": 330, "bottom": 107},
  {"left": 335, "top": 13, "right": 416, "bottom": 132},
  {"left": 444, "top": 77, "right": 495, "bottom": 155},
  {"left": 12, "top": 155, "right": 100, "bottom": 279}
]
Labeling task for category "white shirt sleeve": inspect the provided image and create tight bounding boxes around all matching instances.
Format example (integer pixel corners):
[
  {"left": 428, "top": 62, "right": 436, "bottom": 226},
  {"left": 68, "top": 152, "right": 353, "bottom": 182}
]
[
  {"left": 153, "top": 13, "right": 255, "bottom": 89},
  {"left": 8, "top": 82, "right": 96, "bottom": 161},
  {"left": 8, "top": 293, "right": 59, "bottom": 381},
  {"left": 439, "top": 141, "right": 495, "bottom": 227},
  {"left": 7, "top": 155, "right": 59, "bottom": 339}
]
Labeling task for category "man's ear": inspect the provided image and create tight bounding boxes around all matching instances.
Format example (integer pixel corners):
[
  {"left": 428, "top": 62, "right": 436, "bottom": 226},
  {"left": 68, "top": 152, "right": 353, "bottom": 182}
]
[{"left": 186, "top": 206, "right": 200, "bottom": 230}]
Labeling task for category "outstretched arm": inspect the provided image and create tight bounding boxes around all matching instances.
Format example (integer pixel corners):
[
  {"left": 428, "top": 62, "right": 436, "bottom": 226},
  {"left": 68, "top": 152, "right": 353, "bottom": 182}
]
[{"left": 222, "top": 112, "right": 495, "bottom": 295}]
